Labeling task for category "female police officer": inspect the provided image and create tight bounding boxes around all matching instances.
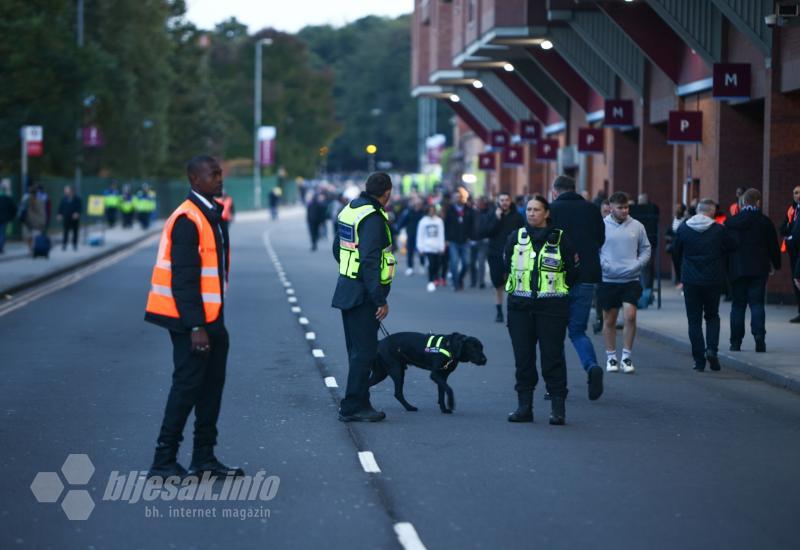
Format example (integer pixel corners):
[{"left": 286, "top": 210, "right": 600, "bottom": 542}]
[{"left": 504, "top": 195, "right": 579, "bottom": 425}]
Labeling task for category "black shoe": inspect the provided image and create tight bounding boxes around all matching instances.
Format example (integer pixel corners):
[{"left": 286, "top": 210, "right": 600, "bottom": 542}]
[
  {"left": 495, "top": 310, "right": 504, "bottom": 323},
  {"left": 730, "top": 342, "right": 741, "bottom": 352},
  {"left": 693, "top": 364, "right": 705, "bottom": 372},
  {"left": 587, "top": 365, "right": 604, "bottom": 401},
  {"left": 338, "top": 407, "right": 386, "bottom": 422},
  {"left": 189, "top": 446, "right": 245, "bottom": 477},
  {"left": 508, "top": 392, "right": 533, "bottom": 423},
  {"left": 707, "top": 353, "right": 721, "bottom": 371},
  {"left": 789, "top": 315, "right": 800, "bottom": 324},
  {"left": 755, "top": 337, "right": 766, "bottom": 353},
  {"left": 549, "top": 397, "right": 566, "bottom": 426},
  {"left": 148, "top": 444, "right": 187, "bottom": 479}
]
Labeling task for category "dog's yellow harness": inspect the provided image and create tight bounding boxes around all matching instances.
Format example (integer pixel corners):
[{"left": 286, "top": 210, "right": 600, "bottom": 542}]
[{"left": 424, "top": 335, "right": 454, "bottom": 370}]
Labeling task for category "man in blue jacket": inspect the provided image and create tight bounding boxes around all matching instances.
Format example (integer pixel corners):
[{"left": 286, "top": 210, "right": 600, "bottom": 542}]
[{"left": 673, "top": 199, "right": 737, "bottom": 371}]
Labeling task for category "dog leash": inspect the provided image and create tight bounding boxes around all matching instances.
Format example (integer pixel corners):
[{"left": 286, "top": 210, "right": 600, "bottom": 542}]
[{"left": 379, "top": 322, "right": 390, "bottom": 338}]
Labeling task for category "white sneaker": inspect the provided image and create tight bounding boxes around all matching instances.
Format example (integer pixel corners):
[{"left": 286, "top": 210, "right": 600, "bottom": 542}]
[
  {"left": 606, "top": 357, "right": 620, "bottom": 373},
  {"left": 621, "top": 357, "right": 635, "bottom": 373},
  {"left": 426, "top": 282, "right": 436, "bottom": 292},
  {"left": 405, "top": 268, "right": 414, "bottom": 276}
]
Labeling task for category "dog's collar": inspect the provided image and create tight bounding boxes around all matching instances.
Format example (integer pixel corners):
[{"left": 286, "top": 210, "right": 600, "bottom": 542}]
[{"left": 424, "top": 335, "right": 452, "bottom": 358}]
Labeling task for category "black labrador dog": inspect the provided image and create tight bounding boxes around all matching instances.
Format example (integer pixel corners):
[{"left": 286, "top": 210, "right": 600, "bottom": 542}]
[{"left": 369, "top": 332, "right": 487, "bottom": 414}]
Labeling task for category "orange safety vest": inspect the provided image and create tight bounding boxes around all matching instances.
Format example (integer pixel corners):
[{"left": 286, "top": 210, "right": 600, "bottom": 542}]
[
  {"left": 781, "top": 204, "right": 797, "bottom": 253},
  {"left": 145, "top": 200, "right": 224, "bottom": 323},
  {"left": 215, "top": 196, "right": 233, "bottom": 222},
  {"left": 728, "top": 202, "right": 739, "bottom": 217},
  {"left": 714, "top": 214, "right": 726, "bottom": 225}
]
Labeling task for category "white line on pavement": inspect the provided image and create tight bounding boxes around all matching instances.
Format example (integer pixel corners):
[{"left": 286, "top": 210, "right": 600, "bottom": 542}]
[
  {"left": 312, "top": 349, "right": 325, "bottom": 358},
  {"left": 358, "top": 451, "right": 381, "bottom": 473},
  {"left": 394, "top": 523, "right": 427, "bottom": 550},
  {"left": 291, "top": 306, "right": 301, "bottom": 313},
  {"left": 324, "top": 376, "right": 337, "bottom": 387},
  {"left": 286, "top": 288, "right": 295, "bottom": 295},
  {"left": 282, "top": 281, "right": 291, "bottom": 287},
  {"left": 299, "top": 317, "right": 309, "bottom": 325},
  {"left": 288, "top": 297, "right": 297, "bottom": 303},
  {"left": 305, "top": 332, "right": 316, "bottom": 340}
]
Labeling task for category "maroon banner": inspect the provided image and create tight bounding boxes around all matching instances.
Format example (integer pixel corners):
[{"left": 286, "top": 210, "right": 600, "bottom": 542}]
[
  {"left": 604, "top": 100, "right": 634, "bottom": 128},
  {"left": 536, "top": 139, "right": 558, "bottom": 162},
  {"left": 478, "top": 152, "right": 496, "bottom": 171},
  {"left": 490, "top": 130, "right": 510, "bottom": 150},
  {"left": 667, "top": 111, "right": 703, "bottom": 144},
  {"left": 713, "top": 63, "right": 750, "bottom": 100},
  {"left": 26, "top": 141, "right": 43, "bottom": 157},
  {"left": 83, "top": 126, "right": 104, "bottom": 148},
  {"left": 578, "top": 128, "right": 604, "bottom": 154},
  {"left": 519, "top": 120, "right": 540, "bottom": 142},
  {"left": 502, "top": 145, "right": 524, "bottom": 166}
]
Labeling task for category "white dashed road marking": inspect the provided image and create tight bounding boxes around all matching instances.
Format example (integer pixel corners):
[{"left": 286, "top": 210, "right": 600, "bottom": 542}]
[
  {"left": 299, "top": 317, "right": 309, "bottom": 325},
  {"left": 291, "top": 307, "right": 301, "bottom": 313},
  {"left": 288, "top": 297, "right": 297, "bottom": 303},
  {"left": 394, "top": 523, "right": 427, "bottom": 550},
  {"left": 312, "top": 349, "right": 325, "bottom": 358},
  {"left": 305, "top": 332, "right": 316, "bottom": 340},
  {"left": 324, "top": 376, "right": 338, "bottom": 388},
  {"left": 358, "top": 452, "right": 381, "bottom": 473}
]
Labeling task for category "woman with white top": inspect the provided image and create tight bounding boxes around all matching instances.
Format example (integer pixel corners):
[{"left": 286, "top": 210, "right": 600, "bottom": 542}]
[{"left": 416, "top": 204, "right": 446, "bottom": 292}]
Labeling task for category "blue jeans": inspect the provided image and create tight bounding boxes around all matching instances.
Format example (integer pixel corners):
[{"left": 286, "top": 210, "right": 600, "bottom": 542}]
[
  {"left": 448, "top": 241, "right": 470, "bottom": 287},
  {"left": 730, "top": 276, "right": 767, "bottom": 343},
  {"left": 568, "top": 283, "right": 599, "bottom": 371}
]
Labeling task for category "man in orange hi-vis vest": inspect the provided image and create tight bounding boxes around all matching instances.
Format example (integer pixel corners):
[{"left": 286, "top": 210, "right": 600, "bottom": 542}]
[
  {"left": 780, "top": 185, "right": 800, "bottom": 322},
  {"left": 144, "top": 155, "right": 243, "bottom": 479}
]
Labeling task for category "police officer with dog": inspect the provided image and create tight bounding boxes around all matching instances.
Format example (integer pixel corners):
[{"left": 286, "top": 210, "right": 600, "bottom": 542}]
[
  {"left": 332, "top": 172, "right": 396, "bottom": 422},
  {"left": 504, "top": 195, "right": 579, "bottom": 425}
]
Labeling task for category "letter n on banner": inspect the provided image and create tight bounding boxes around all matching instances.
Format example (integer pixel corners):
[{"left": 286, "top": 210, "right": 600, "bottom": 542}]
[
  {"left": 667, "top": 111, "right": 702, "bottom": 145},
  {"left": 478, "top": 152, "right": 496, "bottom": 171},
  {"left": 490, "top": 130, "right": 509, "bottom": 150}
]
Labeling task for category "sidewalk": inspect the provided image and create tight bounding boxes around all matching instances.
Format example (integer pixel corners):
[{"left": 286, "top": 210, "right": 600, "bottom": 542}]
[
  {"left": 637, "top": 285, "right": 800, "bottom": 393},
  {"left": 0, "top": 223, "right": 162, "bottom": 296}
]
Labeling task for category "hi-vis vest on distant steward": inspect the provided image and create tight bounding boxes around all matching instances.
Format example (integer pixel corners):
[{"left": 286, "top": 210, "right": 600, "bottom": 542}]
[
  {"left": 145, "top": 200, "right": 225, "bottom": 323},
  {"left": 505, "top": 228, "right": 569, "bottom": 298},
  {"left": 337, "top": 203, "right": 396, "bottom": 285}
]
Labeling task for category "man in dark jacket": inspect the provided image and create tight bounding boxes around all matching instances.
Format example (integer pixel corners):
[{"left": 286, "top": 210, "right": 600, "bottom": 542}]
[
  {"left": 779, "top": 185, "right": 800, "bottom": 322},
  {"left": 724, "top": 188, "right": 781, "bottom": 352},
  {"left": 444, "top": 186, "right": 476, "bottom": 291},
  {"left": 549, "top": 175, "right": 606, "bottom": 400},
  {"left": 673, "top": 199, "right": 737, "bottom": 371},
  {"left": 480, "top": 192, "right": 524, "bottom": 322},
  {"left": 57, "top": 185, "right": 83, "bottom": 251},
  {"left": 629, "top": 193, "right": 660, "bottom": 308},
  {"left": 332, "top": 172, "right": 393, "bottom": 422},
  {"left": 145, "top": 155, "right": 242, "bottom": 479},
  {"left": 398, "top": 196, "right": 425, "bottom": 275},
  {"left": 0, "top": 179, "right": 16, "bottom": 254}
]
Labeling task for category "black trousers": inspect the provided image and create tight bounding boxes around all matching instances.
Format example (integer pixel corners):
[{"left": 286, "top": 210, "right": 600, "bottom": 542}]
[
  {"left": 789, "top": 250, "right": 800, "bottom": 314},
  {"left": 62, "top": 219, "right": 79, "bottom": 249},
  {"left": 425, "top": 253, "right": 441, "bottom": 282},
  {"left": 105, "top": 207, "right": 118, "bottom": 227},
  {"left": 682, "top": 284, "right": 721, "bottom": 366},
  {"left": 156, "top": 328, "right": 228, "bottom": 449},
  {"left": 730, "top": 276, "right": 767, "bottom": 342},
  {"left": 340, "top": 300, "right": 379, "bottom": 415},
  {"left": 507, "top": 308, "right": 568, "bottom": 398}
]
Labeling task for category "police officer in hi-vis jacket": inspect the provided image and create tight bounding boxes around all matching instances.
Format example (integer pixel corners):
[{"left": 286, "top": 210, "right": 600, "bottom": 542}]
[{"left": 332, "top": 172, "right": 396, "bottom": 422}]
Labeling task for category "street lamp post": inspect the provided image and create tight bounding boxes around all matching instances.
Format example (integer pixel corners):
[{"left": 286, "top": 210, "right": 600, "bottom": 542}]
[{"left": 253, "top": 38, "right": 273, "bottom": 209}]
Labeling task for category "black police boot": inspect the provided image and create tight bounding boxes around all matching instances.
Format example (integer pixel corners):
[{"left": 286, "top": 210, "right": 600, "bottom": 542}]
[
  {"left": 507, "top": 392, "right": 533, "bottom": 423},
  {"left": 495, "top": 305, "right": 504, "bottom": 323},
  {"left": 755, "top": 336, "right": 766, "bottom": 353},
  {"left": 188, "top": 446, "right": 245, "bottom": 478},
  {"left": 147, "top": 444, "right": 187, "bottom": 479},
  {"left": 549, "top": 397, "right": 566, "bottom": 426},
  {"left": 730, "top": 341, "right": 741, "bottom": 352},
  {"left": 338, "top": 405, "right": 386, "bottom": 422},
  {"left": 706, "top": 351, "right": 721, "bottom": 371}
]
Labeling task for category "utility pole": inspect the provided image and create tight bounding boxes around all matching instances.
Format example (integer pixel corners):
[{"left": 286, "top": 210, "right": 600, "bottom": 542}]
[
  {"left": 75, "top": 0, "right": 84, "bottom": 196},
  {"left": 253, "top": 38, "right": 272, "bottom": 209}
]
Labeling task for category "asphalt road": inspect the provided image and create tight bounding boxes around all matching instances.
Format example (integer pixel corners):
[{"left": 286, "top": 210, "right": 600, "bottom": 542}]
[{"left": 1, "top": 209, "right": 799, "bottom": 549}]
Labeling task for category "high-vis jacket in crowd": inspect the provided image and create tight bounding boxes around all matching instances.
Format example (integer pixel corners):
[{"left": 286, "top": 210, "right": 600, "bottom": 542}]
[
  {"left": 337, "top": 203, "right": 396, "bottom": 285},
  {"left": 215, "top": 196, "right": 233, "bottom": 222},
  {"left": 145, "top": 200, "right": 224, "bottom": 323},
  {"left": 505, "top": 228, "right": 569, "bottom": 298}
]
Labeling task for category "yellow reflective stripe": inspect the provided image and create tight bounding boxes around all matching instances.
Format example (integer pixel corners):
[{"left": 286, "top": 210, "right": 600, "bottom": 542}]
[
  {"left": 151, "top": 284, "right": 173, "bottom": 297},
  {"left": 426, "top": 335, "right": 435, "bottom": 348},
  {"left": 435, "top": 336, "right": 443, "bottom": 348},
  {"left": 201, "top": 293, "right": 222, "bottom": 303}
]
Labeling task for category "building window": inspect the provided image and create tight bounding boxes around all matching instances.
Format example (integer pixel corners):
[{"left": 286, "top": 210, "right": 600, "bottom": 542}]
[{"left": 468, "top": 0, "right": 476, "bottom": 23}]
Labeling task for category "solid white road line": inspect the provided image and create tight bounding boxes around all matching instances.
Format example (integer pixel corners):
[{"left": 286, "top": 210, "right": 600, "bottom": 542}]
[
  {"left": 358, "top": 451, "right": 381, "bottom": 473},
  {"left": 298, "top": 317, "right": 309, "bottom": 325},
  {"left": 312, "top": 349, "right": 325, "bottom": 358},
  {"left": 394, "top": 523, "right": 427, "bottom": 550},
  {"left": 305, "top": 332, "right": 316, "bottom": 340},
  {"left": 324, "top": 376, "right": 337, "bottom": 388}
]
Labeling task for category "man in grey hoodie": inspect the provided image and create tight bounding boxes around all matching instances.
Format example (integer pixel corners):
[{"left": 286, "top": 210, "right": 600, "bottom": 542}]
[{"left": 598, "top": 192, "right": 651, "bottom": 373}]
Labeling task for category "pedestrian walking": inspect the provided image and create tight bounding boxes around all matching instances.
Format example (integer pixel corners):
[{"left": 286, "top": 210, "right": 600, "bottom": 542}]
[
  {"left": 398, "top": 196, "right": 425, "bottom": 276},
  {"left": 445, "top": 187, "right": 475, "bottom": 291},
  {"left": 665, "top": 203, "right": 687, "bottom": 287},
  {"left": 120, "top": 185, "right": 135, "bottom": 228},
  {"left": 19, "top": 184, "right": 47, "bottom": 251},
  {"left": 57, "top": 185, "right": 82, "bottom": 251},
  {"left": 779, "top": 185, "right": 800, "bottom": 322},
  {"left": 103, "top": 182, "right": 121, "bottom": 228},
  {"left": 145, "top": 155, "right": 243, "bottom": 479},
  {"left": 306, "top": 191, "right": 328, "bottom": 251},
  {"left": 672, "top": 199, "right": 737, "bottom": 371},
  {"left": 416, "top": 204, "right": 445, "bottom": 292},
  {"left": 629, "top": 193, "right": 659, "bottom": 308},
  {"left": 480, "top": 192, "right": 524, "bottom": 322},
  {"left": 725, "top": 188, "right": 781, "bottom": 352},
  {"left": 549, "top": 175, "right": 606, "bottom": 400},
  {"left": 598, "top": 192, "right": 651, "bottom": 374},
  {"left": 268, "top": 187, "right": 282, "bottom": 220},
  {"left": 469, "top": 196, "right": 490, "bottom": 288},
  {"left": 0, "top": 179, "right": 16, "bottom": 254},
  {"left": 504, "top": 195, "right": 579, "bottom": 425},
  {"left": 135, "top": 184, "right": 157, "bottom": 230},
  {"left": 332, "top": 172, "right": 395, "bottom": 422}
]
